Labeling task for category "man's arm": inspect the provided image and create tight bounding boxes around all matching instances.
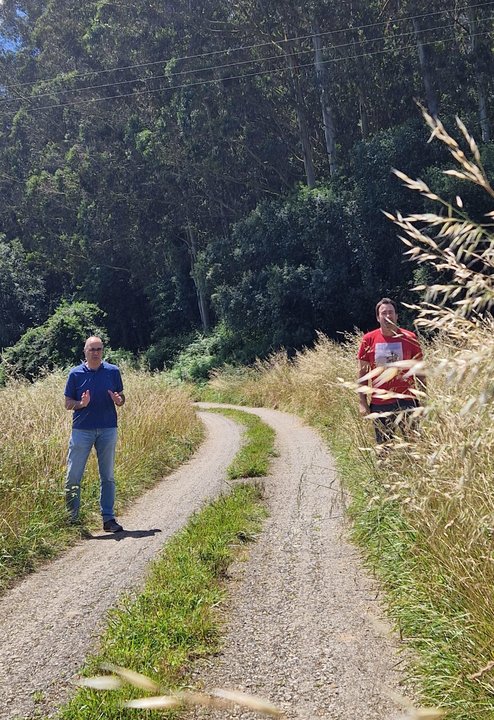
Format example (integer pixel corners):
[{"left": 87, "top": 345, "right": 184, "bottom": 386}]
[{"left": 358, "top": 360, "right": 371, "bottom": 416}]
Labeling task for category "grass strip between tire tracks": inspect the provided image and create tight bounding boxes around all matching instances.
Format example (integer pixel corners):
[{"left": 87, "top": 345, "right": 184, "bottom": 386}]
[
  {"left": 52, "top": 408, "right": 273, "bottom": 720},
  {"left": 207, "top": 407, "right": 276, "bottom": 480}
]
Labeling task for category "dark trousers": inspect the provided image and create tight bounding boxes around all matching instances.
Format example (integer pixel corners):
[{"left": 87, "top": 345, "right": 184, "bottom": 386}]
[{"left": 369, "top": 399, "right": 419, "bottom": 444}]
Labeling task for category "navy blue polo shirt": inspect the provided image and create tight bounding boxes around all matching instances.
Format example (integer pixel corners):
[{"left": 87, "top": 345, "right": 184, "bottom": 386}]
[{"left": 64, "top": 361, "right": 124, "bottom": 429}]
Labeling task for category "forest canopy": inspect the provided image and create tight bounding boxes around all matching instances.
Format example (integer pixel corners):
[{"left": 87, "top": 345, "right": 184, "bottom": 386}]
[{"left": 0, "top": 0, "right": 492, "bottom": 371}]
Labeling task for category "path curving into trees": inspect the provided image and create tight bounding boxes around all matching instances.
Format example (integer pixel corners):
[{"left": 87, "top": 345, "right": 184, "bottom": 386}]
[{"left": 0, "top": 406, "right": 405, "bottom": 719}]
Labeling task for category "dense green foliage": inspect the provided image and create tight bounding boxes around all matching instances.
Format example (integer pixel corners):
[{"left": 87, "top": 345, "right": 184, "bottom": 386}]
[
  {"left": 0, "top": 238, "right": 45, "bottom": 348},
  {"left": 209, "top": 123, "right": 449, "bottom": 358},
  {"left": 0, "top": 1, "right": 492, "bottom": 370},
  {"left": 1, "top": 301, "right": 107, "bottom": 379},
  {"left": 165, "top": 324, "right": 237, "bottom": 380}
]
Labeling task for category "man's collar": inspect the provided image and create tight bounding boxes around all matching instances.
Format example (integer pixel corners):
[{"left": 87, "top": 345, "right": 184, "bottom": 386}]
[{"left": 84, "top": 361, "right": 103, "bottom": 370}]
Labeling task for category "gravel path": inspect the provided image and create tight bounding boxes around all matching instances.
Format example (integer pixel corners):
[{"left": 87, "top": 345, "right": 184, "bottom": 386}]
[
  {"left": 0, "top": 406, "right": 406, "bottom": 720},
  {"left": 191, "top": 405, "right": 406, "bottom": 720}
]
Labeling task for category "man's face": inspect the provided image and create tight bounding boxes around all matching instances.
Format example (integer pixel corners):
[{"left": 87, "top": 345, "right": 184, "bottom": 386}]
[
  {"left": 84, "top": 338, "right": 104, "bottom": 367},
  {"left": 377, "top": 303, "right": 398, "bottom": 332}
]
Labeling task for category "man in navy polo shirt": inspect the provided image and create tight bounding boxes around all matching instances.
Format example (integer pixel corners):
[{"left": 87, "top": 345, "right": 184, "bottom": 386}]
[{"left": 64, "top": 335, "right": 125, "bottom": 533}]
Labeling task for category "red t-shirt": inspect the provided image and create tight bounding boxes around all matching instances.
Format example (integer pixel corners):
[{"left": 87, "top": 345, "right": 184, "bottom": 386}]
[{"left": 357, "top": 328, "right": 423, "bottom": 405}]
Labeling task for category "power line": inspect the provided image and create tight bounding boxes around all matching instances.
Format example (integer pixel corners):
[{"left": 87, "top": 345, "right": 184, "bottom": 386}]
[
  {"left": 1, "top": 0, "right": 492, "bottom": 95},
  {"left": 1, "top": 29, "right": 488, "bottom": 118},
  {"left": 2, "top": 14, "right": 490, "bottom": 107},
  {"left": 0, "top": 17, "right": 475, "bottom": 103}
]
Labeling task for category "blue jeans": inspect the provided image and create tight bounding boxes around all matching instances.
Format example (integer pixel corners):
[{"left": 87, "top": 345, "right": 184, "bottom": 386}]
[{"left": 65, "top": 427, "right": 118, "bottom": 522}]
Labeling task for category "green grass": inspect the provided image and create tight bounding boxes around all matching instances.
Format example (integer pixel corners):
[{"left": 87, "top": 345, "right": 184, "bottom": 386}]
[
  {"left": 208, "top": 408, "right": 276, "bottom": 480},
  {"left": 50, "top": 407, "right": 273, "bottom": 719},
  {"left": 329, "top": 431, "right": 485, "bottom": 717}
]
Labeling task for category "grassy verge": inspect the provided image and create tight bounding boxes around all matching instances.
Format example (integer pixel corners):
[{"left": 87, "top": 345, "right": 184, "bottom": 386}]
[
  {"left": 0, "top": 370, "right": 203, "bottom": 593},
  {"left": 327, "top": 432, "right": 486, "bottom": 718},
  {"left": 51, "top": 409, "right": 272, "bottom": 719}
]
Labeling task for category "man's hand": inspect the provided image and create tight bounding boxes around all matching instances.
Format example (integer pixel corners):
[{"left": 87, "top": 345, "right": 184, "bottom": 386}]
[
  {"left": 80, "top": 390, "right": 90, "bottom": 407},
  {"left": 108, "top": 390, "right": 125, "bottom": 407},
  {"left": 359, "top": 400, "right": 370, "bottom": 416},
  {"left": 65, "top": 390, "right": 90, "bottom": 411}
]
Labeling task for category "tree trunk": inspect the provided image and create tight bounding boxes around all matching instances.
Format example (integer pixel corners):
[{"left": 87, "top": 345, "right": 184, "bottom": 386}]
[
  {"left": 285, "top": 42, "right": 316, "bottom": 188},
  {"left": 186, "top": 222, "right": 210, "bottom": 333},
  {"left": 412, "top": 16, "right": 439, "bottom": 118},
  {"left": 467, "top": 4, "right": 491, "bottom": 142},
  {"left": 478, "top": 90, "right": 490, "bottom": 143},
  {"left": 312, "top": 20, "right": 337, "bottom": 176},
  {"left": 351, "top": 37, "right": 370, "bottom": 139},
  {"left": 358, "top": 86, "right": 369, "bottom": 139}
]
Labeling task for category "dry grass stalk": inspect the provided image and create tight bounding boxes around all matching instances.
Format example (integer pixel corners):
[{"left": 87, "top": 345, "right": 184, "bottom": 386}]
[
  {"left": 81, "top": 666, "right": 284, "bottom": 717},
  {"left": 100, "top": 662, "right": 160, "bottom": 692},
  {"left": 388, "top": 114, "right": 494, "bottom": 342}
]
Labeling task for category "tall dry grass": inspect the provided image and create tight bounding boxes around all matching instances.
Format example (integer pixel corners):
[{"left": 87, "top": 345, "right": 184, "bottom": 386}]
[
  {"left": 0, "top": 369, "right": 202, "bottom": 591},
  {"left": 209, "top": 333, "right": 357, "bottom": 423}
]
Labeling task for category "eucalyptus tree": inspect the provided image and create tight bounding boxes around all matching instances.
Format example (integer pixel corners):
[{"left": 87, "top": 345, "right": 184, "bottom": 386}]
[
  {"left": 383, "top": 0, "right": 493, "bottom": 133},
  {"left": 0, "top": 238, "right": 45, "bottom": 348},
  {"left": 0, "top": 0, "right": 491, "bottom": 358},
  {"left": 228, "top": 0, "right": 322, "bottom": 187},
  {"left": 464, "top": 0, "right": 493, "bottom": 142}
]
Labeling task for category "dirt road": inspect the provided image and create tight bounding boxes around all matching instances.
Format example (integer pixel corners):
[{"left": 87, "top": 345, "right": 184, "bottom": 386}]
[{"left": 0, "top": 406, "right": 406, "bottom": 720}]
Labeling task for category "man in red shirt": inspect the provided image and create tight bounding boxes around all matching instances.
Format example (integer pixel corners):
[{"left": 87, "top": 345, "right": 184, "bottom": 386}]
[{"left": 357, "top": 297, "right": 425, "bottom": 443}]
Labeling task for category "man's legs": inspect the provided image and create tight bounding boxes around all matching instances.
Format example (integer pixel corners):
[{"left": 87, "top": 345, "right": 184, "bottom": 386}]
[
  {"left": 65, "top": 429, "right": 96, "bottom": 522},
  {"left": 370, "top": 400, "right": 419, "bottom": 444},
  {"left": 94, "top": 427, "right": 118, "bottom": 522},
  {"left": 397, "top": 399, "right": 420, "bottom": 440},
  {"left": 370, "top": 403, "right": 397, "bottom": 444}
]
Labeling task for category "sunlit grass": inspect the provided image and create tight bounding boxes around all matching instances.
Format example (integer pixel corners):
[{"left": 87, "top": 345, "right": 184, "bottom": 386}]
[{"left": 0, "top": 369, "right": 203, "bottom": 592}]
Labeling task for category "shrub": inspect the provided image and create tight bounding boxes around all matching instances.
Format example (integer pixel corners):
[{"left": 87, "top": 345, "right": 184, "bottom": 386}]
[
  {"left": 2, "top": 301, "right": 108, "bottom": 380},
  {"left": 143, "top": 332, "right": 197, "bottom": 371},
  {"left": 169, "top": 324, "right": 237, "bottom": 382}
]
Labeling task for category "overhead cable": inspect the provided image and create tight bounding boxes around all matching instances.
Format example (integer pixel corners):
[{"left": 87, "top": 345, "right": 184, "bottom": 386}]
[
  {"left": 1, "top": 0, "right": 492, "bottom": 95},
  {"left": 1, "top": 16, "right": 490, "bottom": 106},
  {"left": 1, "top": 30, "right": 488, "bottom": 118}
]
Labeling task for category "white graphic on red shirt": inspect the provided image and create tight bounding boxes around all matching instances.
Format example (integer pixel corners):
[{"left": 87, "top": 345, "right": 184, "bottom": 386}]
[{"left": 374, "top": 342, "right": 403, "bottom": 366}]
